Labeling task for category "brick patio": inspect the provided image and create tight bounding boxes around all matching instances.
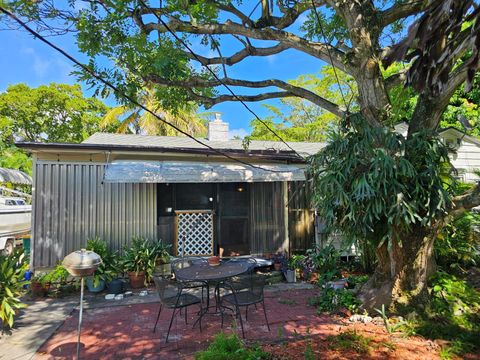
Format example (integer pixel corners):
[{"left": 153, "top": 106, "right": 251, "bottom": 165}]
[{"left": 36, "top": 288, "right": 343, "bottom": 359}]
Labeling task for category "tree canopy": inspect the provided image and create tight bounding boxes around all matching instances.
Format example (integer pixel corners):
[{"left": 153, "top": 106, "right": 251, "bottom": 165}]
[
  {"left": 101, "top": 87, "right": 208, "bottom": 137},
  {"left": 0, "top": 83, "right": 110, "bottom": 173}
]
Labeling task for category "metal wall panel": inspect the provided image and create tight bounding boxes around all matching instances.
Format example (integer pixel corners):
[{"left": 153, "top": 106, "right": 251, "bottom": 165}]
[{"left": 32, "top": 161, "right": 157, "bottom": 268}]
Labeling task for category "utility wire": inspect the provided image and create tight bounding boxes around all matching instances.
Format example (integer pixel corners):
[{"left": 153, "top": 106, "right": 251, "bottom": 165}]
[
  {"left": 0, "top": 6, "right": 298, "bottom": 173},
  {"left": 310, "top": 0, "right": 351, "bottom": 114},
  {"left": 137, "top": 0, "right": 305, "bottom": 159}
]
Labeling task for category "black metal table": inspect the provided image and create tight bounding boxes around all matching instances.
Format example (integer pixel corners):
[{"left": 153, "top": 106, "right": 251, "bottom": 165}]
[
  {"left": 175, "top": 261, "right": 251, "bottom": 283},
  {"left": 175, "top": 261, "right": 252, "bottom": 325}
]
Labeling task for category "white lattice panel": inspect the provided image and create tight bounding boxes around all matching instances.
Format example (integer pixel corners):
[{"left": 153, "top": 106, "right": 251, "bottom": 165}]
[{"left": 177, "top": 212, "right": 214, "bottom": 256}]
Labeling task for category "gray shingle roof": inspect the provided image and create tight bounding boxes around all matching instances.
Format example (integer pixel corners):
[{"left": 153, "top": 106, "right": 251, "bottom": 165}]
[{"left": 83, "top": 133, "right": 325, "bottom": 156}]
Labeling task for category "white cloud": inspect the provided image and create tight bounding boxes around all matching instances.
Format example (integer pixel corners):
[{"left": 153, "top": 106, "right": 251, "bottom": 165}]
[
  {"left": 22, "top": 47, "right": 51, "bottom": 78},
  {"left": 229, "top": 128, "right": 249, "bottom": 139}
]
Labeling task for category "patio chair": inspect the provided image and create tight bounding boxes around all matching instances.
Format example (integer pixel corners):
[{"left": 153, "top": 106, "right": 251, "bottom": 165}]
[
  {"left": 218, "top": 268, "right": 270, "bottom": 338},
  {"left": 171, "top": 257, "right": 208, "bottom": 302},
  {"left": 225, "top": 257, "right": 257, "bottom": 291},
  {"left": 152, "top": 276, "right": 203, "bottom": 342}
]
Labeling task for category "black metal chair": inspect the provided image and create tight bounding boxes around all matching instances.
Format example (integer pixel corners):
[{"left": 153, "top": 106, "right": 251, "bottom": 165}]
[
  {"left": 171, "top": 257, "right": 208, "bottom": 302},
  {"left": 152, "top": 276, "right": 203, "bottom": 342},
  {"left": 218, "top": 259, "right": 270, "bottom": 338}
]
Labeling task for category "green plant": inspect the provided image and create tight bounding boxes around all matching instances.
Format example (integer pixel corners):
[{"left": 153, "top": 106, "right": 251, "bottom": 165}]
[
  {"left": 391, "top": 272, "right": 480, "bottom": 358},
  {"left": 374, "top": 304, "right": 406, "bottom": 334},
  {"left": 308, "top": 288, "right": 360, "bottom": 313},
  {"left": 122, "top": 237, "right": 171, "bottom": 284},
  {"left": 194, "top": 332, "right": 271, "bottom": 360},
  {"left": 289, "top": 254, "right": 305, "bottom": 270},
  {"left": 327, "top": 330, "right": 373, "bottom": 354},
  {"left": 42, "top": 264, "right": 70, "bottom": 285},
  {"left": 435, "top": 210, "right": 480, "bottom": 274},
  {"left": 0, "top": 249, "right": 28, "bottom": 329},
  {"left": 304, "top": 341, "right": 314, "bottom": 360},
  {"left": 346, "top": 274, "right": 369, "bottom": 289},
  {"left": 428, "top": 272, "right": 480, "bottom": 329},
  {"left": 305, "top": 245, "right": 341, "bottom": 284},
  {"left": 86, "top": 238, "right": 119, "bottom": 286}
]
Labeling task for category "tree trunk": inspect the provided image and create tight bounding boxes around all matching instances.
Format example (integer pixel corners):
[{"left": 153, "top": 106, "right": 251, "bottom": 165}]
[{"left": 358, "top": 225, "right": 438, "bottom": 311}]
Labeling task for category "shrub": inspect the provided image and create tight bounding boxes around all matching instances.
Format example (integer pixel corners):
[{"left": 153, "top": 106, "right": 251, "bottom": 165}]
[
  {"left": 308, "top": 288, "right": 360, "bottom": 313},
  {"left": 0, "top": 249, "right": 27, "bottom": 329},
  {"left": 305, "top": 245, "right": 341, "bottom": 284},
  {"left": 435, "top": 211, "right": 480, "bottom": 273},
  {"left": 194, "top": 333, "right": 270, "bottom": 360},
  {"left": 396, "top": 272, "right": 480, "bottom": 358}
]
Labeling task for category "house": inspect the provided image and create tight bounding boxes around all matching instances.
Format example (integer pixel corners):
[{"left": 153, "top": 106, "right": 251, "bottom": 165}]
[
  {"left": 18, "top": 118, "right": 480, "bottom": 269},
  {"left": 395, "top": 122, "right": 480, "bottom": 183},
  {"left": 17, "top": 115, "right": 323, "bottom": 269}
]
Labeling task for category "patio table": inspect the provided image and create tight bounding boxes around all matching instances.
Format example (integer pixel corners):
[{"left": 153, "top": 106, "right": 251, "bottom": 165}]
[{"left": 174, "top": 260, "right": 252, "bottom": 325}]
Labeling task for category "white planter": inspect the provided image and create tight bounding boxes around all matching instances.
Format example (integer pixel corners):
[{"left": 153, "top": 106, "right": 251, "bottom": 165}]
[{"left": 285, "top": 269, "right": 296, "bottom": 283}]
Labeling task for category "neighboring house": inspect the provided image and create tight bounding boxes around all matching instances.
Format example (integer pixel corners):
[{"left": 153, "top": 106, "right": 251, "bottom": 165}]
[
  {"left": 395, "top": 122, "right": 480, "bottom": 183},
  {"left": 18, "top": 115, "right": 323, "bottom": 269}
]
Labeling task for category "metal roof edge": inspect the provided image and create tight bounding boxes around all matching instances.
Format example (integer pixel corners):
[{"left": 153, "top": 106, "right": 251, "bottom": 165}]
[{"left": 15, "top": 141, "right": 307, "bottom": 163}]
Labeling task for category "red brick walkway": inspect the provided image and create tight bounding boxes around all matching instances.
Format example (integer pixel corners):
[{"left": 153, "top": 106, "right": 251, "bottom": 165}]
[{"left": 36, "top": 289, "right": 344, "bottom": 359}]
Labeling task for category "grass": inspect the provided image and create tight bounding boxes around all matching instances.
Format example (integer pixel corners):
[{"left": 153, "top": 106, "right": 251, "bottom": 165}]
[
  {"left": 278, "top": 298, "right": 297, "bottom": 305},
  {"left": 326, "top": 330, "right": 373, "bottom": 354},
  {"left": 194, "top": 333, "right": 271, "bottom": 360},
  {"left": 327, "top": 330, "right": 396, "bottom": 355}
]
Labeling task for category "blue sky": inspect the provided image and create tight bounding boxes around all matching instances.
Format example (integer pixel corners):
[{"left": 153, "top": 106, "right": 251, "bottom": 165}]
[{"left": 0, "top": 11, "right": 326, "bottom": 138}]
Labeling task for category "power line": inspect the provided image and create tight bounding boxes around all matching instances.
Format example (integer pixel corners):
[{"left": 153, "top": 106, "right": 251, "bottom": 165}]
[
  {"left": 0, "top": 6, "right": 299, "bottom": 174},
  {"left": 136, "top": 0, "right": 305, "bottom": 159},
  {"left": 310, "top": 0, "right": 351, "bottom": 114}
]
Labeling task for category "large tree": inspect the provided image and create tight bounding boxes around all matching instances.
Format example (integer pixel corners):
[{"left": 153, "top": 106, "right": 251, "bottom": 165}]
[{"left": 5, "top": 0, "right": 480, "bottom": 308}]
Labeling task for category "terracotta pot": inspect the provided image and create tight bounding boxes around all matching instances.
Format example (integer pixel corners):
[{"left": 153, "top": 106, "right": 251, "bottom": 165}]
[
  {"left": 208, "top": 256, "right": 220, "bottom": 266},
  {"left": 128, "top": 271, "right": 146, "bottom": 289},
  {"left": 273, "top": 262, "right": 282, "bottom": 271},
  {"left": 31, "top": 281, "right": 49, "bottom": 297},
  {"left": 309, "top": 272, "right": 320, "bottom": 283}
]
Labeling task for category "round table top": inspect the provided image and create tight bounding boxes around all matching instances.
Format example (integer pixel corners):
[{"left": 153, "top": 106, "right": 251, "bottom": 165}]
[{"left": 175, "top": 261, "right": 250, "bottom": 282}]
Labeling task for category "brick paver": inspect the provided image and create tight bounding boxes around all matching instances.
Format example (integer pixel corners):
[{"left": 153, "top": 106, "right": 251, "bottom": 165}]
[{"left": 35, "top": 289, "right": 342, "bottom": 359}]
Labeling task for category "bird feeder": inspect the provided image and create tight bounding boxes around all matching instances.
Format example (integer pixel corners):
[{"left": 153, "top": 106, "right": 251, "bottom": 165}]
[{"left": 63, "top": 249, "right": 102, "bottom": 359}]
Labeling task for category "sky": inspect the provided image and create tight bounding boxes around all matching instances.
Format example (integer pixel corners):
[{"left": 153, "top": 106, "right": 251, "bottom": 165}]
[{"left": 0, "top": 8, "right": 326, "bottom": 138}]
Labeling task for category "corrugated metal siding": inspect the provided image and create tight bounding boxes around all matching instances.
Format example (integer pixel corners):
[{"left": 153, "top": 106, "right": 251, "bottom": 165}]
[{"left": 32, "top": 162, "right": 157, "bottom": 268}]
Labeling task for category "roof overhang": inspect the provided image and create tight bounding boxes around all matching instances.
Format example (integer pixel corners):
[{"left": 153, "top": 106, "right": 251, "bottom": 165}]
[
  {"left": 15, "top": 142, "right": 305, "bottom": 163},
  {"left": 103, "top": 160, "right": 306, "bottom": 183}
]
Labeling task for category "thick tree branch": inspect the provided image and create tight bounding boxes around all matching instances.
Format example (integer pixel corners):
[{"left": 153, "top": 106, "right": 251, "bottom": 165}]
[
  {"left": 384, "top": 69, "right": 408, "bottom": 90},
  {"left": 184, "top": 42, "right": 289, "bottom": 66},
  {"left": 145, "top": 75, "right": 345, "bottom": 117},
  {"left": 451, "top": 184, "right": 480, "bottom": 217},
  {"left": 138, "top": 17, "right": 351, "bottom": 74},
  {"left": 380, "top": 1, "right": 426, "bottom": 28},
  {"left": 186, "top": 89, "right": 295, "bottom": 108}
]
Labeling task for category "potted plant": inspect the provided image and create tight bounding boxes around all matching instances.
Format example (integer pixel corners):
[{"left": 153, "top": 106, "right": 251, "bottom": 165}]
[
  {"left": 283, "top": 258, "right": 297, "bottom": 283},
  {"left": 122, "top": 237, "right": 150, "bottom": 288},
  {"left": 30, "top": 272, "right": 51, "bottom": 296},
  {"left": 272, "top": 252, "right": 287, "bottom": 271},
  {"left": 290, "top": 254, "right": 306, "bottom": 280},
  {"left": 151, "top": 241, "right": 172, "bottom": 277},
  {"left": 86, "top": 238, "right": 119, "bottom": 293}
]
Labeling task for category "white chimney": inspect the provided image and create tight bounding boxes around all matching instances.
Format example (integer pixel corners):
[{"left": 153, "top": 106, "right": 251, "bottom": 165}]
[{"left": 207, "top": 112, "right": 229, "bottom": 141}]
